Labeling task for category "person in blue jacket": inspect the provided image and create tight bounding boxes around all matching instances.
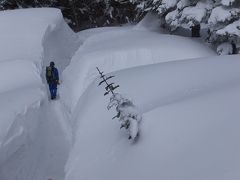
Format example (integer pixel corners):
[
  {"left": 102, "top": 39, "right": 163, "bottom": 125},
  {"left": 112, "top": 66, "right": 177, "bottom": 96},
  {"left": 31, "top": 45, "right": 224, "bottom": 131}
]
[{"left": 46, "top": 61, "right": 59, "bottom": 100}]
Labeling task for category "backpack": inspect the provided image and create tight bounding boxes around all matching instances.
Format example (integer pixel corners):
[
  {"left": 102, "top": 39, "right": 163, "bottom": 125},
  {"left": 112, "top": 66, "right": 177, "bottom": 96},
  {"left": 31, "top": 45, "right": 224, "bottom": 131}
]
[{"left": 46, "top": 66, "right": 54, "bottom": 83}]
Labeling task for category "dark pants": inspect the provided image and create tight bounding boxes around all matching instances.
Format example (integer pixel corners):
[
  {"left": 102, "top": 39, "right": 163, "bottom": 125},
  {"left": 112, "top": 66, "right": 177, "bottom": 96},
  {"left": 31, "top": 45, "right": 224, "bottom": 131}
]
[{"left": 49, "top": 83, "right": 57, "bottom": 99}]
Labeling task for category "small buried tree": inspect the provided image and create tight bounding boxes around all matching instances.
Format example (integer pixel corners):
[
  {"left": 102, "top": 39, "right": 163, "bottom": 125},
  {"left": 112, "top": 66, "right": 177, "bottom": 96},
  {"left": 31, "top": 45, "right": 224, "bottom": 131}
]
[{"left": 96, "top": 67, "right": 142, "bottom": 141}]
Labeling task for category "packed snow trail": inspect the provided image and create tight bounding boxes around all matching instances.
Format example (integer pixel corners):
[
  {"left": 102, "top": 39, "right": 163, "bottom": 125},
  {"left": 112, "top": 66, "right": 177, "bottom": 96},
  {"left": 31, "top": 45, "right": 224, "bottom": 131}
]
[
  {"left": 0, "top": 8, "right": 80, "bottom": 180},
  {"left": 29, "top": 100, "right": 70, "bottom": 180},
  {"left": 0, "top": 100, "right": 70, "bottom": 180}
]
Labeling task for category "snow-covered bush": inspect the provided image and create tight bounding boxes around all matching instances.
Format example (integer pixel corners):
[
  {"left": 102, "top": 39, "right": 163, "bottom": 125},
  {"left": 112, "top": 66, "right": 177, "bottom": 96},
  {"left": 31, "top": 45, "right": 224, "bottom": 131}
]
[
  {"left": 108, "top": 93, "right": 142, "bottom": 140},
  {"left": 97, "top": 67, "right": 142, "bottom": 140},
  {"left": 216, "top": 42, "right": 233, "bottom": 55},
  {"left": 208, "top": 1, "right": 240, "bottom": 53}
]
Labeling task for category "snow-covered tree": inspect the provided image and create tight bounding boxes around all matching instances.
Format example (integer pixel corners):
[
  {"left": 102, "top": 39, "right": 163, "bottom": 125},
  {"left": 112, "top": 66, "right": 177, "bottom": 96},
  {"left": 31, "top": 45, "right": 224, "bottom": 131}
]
[
  {"left": 165, "top": 0, "right": 213, "bottom": 32},
  {"left": 132, "top": 0, "right": 213, "bottom": 32},
  {"left": 97, "top": 67, "right": 142, "bottom": 141},
  {"left": 130, "top": 0, "right": 240, "bottom": 54},
  {"left": 208, "top": 0, "right": 240, "bottom": 54},
  {"left": 0, "top": 0, "right": 137, "bottom": 31},
  {"left": 108, "top": 93, "right": 142, "bottom": 140}
]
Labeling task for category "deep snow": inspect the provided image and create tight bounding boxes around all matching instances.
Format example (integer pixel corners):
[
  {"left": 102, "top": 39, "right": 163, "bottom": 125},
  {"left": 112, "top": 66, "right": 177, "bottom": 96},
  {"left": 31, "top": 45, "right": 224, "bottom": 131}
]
[
  {"left": 61, "top": 24, "right": 216, "bottom": 113},
  {"left": 1, "top": 7, "right": 239, "bottom": 180},
  {"left": 61, "top": 15, "right": 240, "bottom": 180},
  {"left": 65, "top": 55, "right": 240, "bottom": 180},
  {"left": 0, "top": 8, "right": 79, "bottom": 180}
]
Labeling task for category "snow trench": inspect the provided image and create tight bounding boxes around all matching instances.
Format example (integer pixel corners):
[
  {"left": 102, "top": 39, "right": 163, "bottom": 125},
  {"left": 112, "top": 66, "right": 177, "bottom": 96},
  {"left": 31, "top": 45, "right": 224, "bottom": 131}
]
[{"left": 0, "top": 9, "right": 80, "bottom": 180}]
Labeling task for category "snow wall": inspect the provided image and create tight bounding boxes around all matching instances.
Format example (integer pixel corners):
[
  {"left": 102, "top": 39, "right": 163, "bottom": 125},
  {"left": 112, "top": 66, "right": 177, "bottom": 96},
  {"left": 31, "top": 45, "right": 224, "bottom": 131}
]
[
  {"left": 0, "top": 8, "right": 79, "bottom": 179},
  {"left": 65, "top": 54, "right": 240, "bottom": 180}
]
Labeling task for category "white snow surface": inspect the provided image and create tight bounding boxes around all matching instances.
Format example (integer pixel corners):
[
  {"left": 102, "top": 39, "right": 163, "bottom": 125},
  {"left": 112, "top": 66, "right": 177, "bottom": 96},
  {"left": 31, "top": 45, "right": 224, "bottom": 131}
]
[
  {"left": 61, "top": 16, "right": 239, "bottom": 180},
  {"left": 0, "top": 8, "right": 78, "bottom": 180},
  {"left": 65, "top": 55, "right": 240, "bottom": 180},
  {"left": 0, "top": 8, "right": 62, "bottom": 63},
  {"left": 61, "top": 25, "right": 215, "bottom": 112},
  {"left": 133, "top": 12, "right": 162, "bottom": 32},
  {"left": 1, "top": 7, "right": 240, "bottom": 180}
]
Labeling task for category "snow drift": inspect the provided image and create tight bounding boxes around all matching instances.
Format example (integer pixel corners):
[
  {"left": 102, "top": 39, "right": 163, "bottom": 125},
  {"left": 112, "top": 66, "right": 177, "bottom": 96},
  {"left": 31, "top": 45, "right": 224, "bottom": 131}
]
[
  {"left": 65, "top": 55, "right": 240, "bottom": 180},
  {"left": 61, "top": 17, "right": 239, "bottom": 180},
  {"left": 0, "top": 8, "right": 79, "bottom": 180},
  {"left": 61, "top": 26, "right": 216, "bottom": 112},
  {"left": 0, "top": 8, "right": 62, "bottom": 63}
]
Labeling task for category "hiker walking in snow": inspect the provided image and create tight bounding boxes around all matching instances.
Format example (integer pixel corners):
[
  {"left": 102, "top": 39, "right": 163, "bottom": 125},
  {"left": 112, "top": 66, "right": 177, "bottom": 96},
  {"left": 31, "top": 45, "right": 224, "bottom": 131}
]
[{"left": 46, "top": 61, "right": 59, "bottom": 100}]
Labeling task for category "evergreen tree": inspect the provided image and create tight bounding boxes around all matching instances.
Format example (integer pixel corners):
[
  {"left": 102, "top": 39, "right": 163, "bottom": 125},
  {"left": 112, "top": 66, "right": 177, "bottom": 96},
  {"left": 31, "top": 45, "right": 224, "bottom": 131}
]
[
  {"left": 0, "top": 0, "right": 57, "bottom": 9},
  {"left": 164, "top": 0, "right": 213, "bottom": 31},
  {"left": 208, "top": 0, "right": 240, "bottom": 54},
  {"left": 0, "top": 0, "right": 137, "bottom": 31},
  {"left": 97, "top": 67, "right": 142, "bottom": 141},
  {"left": 130, "top": 0, "right": 239, "bottom": 54}
]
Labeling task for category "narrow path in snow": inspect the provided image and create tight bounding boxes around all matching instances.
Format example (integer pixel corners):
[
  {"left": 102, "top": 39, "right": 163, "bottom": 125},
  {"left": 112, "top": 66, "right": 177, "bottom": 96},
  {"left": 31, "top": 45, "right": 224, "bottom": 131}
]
[
  {"left": 35, "top": 21, "right": 80, "bottom": 180},
  {"left": 34, "top": 65, "right": 73, "bottom": 180},
  {"left": 0, "top": 100, "right": 70, "bottom": 180},
  {"left": 32, "top": 100, "right": 70, "bottom": 180}
]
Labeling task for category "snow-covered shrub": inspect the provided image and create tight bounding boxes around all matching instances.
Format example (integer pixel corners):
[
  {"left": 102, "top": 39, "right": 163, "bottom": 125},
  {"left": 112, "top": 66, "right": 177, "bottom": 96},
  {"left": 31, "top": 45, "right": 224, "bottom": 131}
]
[
  {"left": 208, "top": 2, "right": 240, "bottom": 53},
  {"left": 157, "top": 0, "right": 179, "bottom": 15},
  {"left": 165, "top": 9, "right": 181, "bottom": 31},
  {"left": 179, "top": 1, "right": 213, "bottom": 27},
  {"left": 108, "top": 93, "right": 142, "bottom": 140},
  {"left": 217, "top": 42, "right": 233, "bottom": 55},
  {"left": 97, "top": 67, "right": 142, "bottom": 140}
]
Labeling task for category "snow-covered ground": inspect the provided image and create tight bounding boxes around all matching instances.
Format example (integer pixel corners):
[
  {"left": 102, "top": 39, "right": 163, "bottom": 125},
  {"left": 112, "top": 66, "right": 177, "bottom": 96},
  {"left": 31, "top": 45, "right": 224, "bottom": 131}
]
[
  {"left": 65, "top": 55, "right": 240, "bottom": 180},
  {"left": 1, "top": 7, "right": 239, "bottom": 180},
  {"left": 0, "top": 8, "right": 79, "bottom": 180},
  {"left": 61, "top": 21, "right": 215, "bottom": 112},
  {"left": 62, "top": 14, "right": 240, "bottom": 180}
]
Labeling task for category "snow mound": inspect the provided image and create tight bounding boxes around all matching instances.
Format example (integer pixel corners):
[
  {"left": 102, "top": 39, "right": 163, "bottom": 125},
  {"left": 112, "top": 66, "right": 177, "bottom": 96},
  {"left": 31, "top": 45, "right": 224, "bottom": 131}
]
[
  {"left": 65, "top": 55, "right": 240, "bottom": 180},
  {"left": 61, "top": 28, "right": 216, "bottom": 112},
  {"left": 0, "top": 8, "right": 62, "bottom": 63}
]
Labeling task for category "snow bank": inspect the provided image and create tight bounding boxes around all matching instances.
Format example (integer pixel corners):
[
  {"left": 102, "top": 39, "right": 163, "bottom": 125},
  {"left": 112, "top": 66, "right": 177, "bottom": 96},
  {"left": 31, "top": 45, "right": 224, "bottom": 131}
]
[
  {"left": 0, "top": 8, "right": 63, "bottom": 63},
  {"left": 0, "top": 60, "right": 41, "bottom": 93},
  {"left": 65, "top": 55, "right": 240, "bottom": 180},
  {"left": 61, "top": 27, "right": 216, "bottom": 112},
  {"left": 0, "top": 8, "right": 78, "bottom": 179},
  {"left": 42, "top": 12, "right": 80, "bottom": 72},
  {"left": 0, "top": 8, "right": 62, "bottom": 148}
]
